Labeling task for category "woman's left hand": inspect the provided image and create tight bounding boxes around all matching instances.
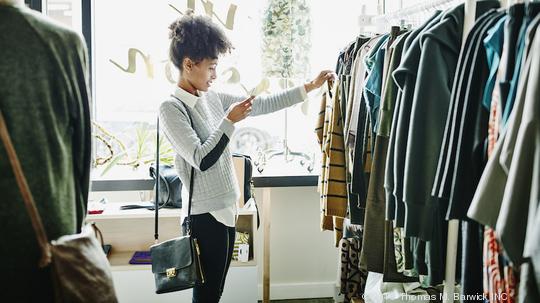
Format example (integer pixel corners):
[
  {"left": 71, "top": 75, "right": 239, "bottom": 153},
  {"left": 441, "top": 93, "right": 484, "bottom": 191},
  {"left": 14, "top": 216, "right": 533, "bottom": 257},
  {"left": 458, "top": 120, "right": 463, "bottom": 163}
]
[{"left": 304, "top": 70, "right": 335, "bottom": 93}]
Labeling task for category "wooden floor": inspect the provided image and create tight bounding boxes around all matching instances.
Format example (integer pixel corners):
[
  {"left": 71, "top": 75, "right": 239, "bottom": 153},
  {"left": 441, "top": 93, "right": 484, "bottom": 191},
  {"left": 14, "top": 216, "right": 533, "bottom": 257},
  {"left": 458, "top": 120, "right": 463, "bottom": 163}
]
[
  {"left": 259, "top": 299, "right": 333, "bottom": 303},
  {"left": 258, "top": 298, "right": 364, "bottom": 303}
]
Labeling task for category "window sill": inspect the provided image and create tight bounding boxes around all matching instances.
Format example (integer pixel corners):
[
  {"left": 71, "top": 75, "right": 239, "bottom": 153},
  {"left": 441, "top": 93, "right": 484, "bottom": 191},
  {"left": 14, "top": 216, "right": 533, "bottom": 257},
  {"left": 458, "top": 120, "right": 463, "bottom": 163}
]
[
  {"left": 252, "top": 175, "right": 318, "bottom": 187},
  {"left": 91, "top": 178, "right": 154, "bottom": 192},
  {"left": 91, "top": 174, "right": 318, "bottom": 192}
]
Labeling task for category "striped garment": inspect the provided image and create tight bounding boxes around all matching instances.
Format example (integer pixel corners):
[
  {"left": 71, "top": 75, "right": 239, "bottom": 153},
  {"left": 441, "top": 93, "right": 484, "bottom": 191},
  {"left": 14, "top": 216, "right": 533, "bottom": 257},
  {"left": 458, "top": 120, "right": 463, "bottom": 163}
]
[
  {"left": 316, "top": 92, "right": 334, "bottom": 232},
  {"left": 316, "top": 80, "right": 348, "bottom": 245}
]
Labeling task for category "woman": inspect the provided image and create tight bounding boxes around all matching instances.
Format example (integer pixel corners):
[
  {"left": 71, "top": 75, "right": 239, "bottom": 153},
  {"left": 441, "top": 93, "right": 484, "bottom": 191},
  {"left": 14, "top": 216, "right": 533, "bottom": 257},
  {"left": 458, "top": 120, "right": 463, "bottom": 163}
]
[{"left": 160, "top": 12, "right": 333, "bottom": 302}]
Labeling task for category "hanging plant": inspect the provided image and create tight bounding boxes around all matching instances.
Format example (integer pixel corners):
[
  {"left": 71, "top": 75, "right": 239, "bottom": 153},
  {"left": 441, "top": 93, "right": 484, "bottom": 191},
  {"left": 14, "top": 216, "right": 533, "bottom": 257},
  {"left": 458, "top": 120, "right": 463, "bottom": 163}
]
[{"left": 261, "top": 0, "right": 311, "bottom": 80}]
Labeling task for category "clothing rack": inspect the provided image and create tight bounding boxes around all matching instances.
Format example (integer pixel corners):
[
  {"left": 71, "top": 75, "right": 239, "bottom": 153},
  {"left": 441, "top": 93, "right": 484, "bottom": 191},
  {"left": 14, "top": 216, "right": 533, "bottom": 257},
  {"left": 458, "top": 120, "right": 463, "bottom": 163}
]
[
  {"left": 373, "top": 0, "right": 477, "bottom": 301},
  {"left": 371, "top": 0, "right": 476, "bottom": 302},
  {"left": 349, "top": 0, "right": 537, "bottom": 300},
  {"left": 373, "top": 0, "right": 463, "bottom": 26}
]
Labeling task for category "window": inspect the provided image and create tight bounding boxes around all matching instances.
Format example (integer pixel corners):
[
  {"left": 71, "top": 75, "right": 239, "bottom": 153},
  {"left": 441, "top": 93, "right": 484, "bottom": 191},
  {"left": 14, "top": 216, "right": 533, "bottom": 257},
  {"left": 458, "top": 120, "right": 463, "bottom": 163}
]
[
  {"left": 45, "top": 0, "right": 82, "bottom": 31},
  {"left": 27, "top": 0, "right": 83, "bottom": 32},
  {"left": 34, "top": 0, "right": 379, "bottom": 180}
]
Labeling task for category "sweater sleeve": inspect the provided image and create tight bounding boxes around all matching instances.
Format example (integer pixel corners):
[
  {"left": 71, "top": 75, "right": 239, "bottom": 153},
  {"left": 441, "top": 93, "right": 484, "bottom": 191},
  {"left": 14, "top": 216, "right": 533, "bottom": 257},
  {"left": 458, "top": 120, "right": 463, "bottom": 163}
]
[
  {"left": 217, "top": 85, "right": 307, "bottom": 116},
  {"left": 159, "top": 100, "right": 235, "bottom": 171}
]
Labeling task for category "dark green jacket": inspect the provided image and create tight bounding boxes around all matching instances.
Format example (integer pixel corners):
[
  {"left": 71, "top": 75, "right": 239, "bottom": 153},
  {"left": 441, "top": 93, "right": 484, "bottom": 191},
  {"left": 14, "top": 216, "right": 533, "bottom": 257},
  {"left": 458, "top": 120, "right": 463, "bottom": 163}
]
[
  {"left": 0, "top": 4, "right": 91, "bottom": 301},
  {"left": 401, "top": 4, "right": 464, "bottom": 241},
  {"left": 390, "top": 11, "right": 443, "bottom": 229}
]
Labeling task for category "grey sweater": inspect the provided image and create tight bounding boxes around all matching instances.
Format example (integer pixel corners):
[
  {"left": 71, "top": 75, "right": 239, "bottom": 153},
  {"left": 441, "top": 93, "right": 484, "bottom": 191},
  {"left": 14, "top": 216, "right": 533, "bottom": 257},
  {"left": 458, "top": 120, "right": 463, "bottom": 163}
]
[{"left": 159, "top": 85, "right": 306, "bottom": 215}]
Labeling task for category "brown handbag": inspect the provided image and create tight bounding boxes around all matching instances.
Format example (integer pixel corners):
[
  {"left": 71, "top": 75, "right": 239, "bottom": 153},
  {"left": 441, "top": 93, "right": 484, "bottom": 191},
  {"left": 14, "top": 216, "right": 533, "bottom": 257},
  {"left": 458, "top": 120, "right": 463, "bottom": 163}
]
[{"left": 0, "top": 110, "right": 118, "bottom": 303}]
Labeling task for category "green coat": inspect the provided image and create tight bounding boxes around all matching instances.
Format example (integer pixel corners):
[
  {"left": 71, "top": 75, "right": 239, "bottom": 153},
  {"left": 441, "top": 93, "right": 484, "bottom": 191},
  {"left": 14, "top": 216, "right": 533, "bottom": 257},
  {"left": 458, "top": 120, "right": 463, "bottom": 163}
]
[
  {"left": 401, "top": 4, "right": 464, "bottom": 241},
  {"left": 0, "top": 4, "right": 91, "bottom": 301}
]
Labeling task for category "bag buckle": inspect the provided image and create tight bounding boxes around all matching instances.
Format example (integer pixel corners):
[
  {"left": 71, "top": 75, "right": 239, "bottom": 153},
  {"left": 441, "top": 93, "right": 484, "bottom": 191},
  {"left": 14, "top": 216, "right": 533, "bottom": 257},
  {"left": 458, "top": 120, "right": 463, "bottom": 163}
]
[
  {"left": 184, "top": 218, "right": 192, "bottom": 235},
  {"left": 166, "top": 268, "right": 177, "bottom": 278}
]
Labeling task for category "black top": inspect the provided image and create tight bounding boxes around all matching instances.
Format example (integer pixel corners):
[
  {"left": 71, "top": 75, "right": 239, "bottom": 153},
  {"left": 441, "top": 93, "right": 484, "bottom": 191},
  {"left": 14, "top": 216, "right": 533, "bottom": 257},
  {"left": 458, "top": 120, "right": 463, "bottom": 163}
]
[{"left": 446, "top": 9, "right": 505, "bottom": 220}]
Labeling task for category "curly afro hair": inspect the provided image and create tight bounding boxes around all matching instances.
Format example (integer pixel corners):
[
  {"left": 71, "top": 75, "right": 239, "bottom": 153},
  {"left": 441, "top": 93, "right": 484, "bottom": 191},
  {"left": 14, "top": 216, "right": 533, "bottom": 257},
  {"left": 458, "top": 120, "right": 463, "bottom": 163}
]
[{"left": 169, "top": 11, "right": 233, "bottom": 71}]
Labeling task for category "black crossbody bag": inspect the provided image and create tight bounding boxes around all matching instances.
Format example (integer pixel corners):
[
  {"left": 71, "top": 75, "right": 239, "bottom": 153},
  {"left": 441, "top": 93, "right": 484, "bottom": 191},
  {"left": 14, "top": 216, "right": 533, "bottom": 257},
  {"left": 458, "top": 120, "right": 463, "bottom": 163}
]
[{"left": 150, "top": 113, "right": 205, "bottom": 294}]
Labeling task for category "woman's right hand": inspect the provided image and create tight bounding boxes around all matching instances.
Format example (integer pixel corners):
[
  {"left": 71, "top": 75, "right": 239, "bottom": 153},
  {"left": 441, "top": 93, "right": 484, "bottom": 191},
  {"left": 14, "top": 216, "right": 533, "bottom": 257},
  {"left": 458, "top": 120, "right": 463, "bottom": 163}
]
[{"left": 227, "top": 96, "right": 254, "bottom": 123}]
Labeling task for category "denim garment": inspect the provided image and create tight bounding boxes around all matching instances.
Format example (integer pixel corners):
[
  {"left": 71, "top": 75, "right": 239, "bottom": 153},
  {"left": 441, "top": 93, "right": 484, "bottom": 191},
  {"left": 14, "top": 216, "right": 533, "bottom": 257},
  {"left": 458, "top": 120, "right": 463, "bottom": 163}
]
[
  {"left": 497, "top": 3, "right": 525, "bottom": 113},
  {"left": 502, "top": 2, "right": 540, "bottom": 126},
  {"left": 363, "top": 35, "right": 389, "bottom": 135},
  {"left": 482, "top": 16, "right": 506, "bottom": 110}
]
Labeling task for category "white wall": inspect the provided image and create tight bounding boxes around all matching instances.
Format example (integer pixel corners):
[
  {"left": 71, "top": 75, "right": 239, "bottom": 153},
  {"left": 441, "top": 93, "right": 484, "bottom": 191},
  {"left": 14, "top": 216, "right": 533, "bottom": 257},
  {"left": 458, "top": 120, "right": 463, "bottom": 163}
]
[
  {"left": 253, "top": 186, "right": 339, "bottom": 300},
  {"left": 89, "top": 185, "right": 340, "bottom": 300}
]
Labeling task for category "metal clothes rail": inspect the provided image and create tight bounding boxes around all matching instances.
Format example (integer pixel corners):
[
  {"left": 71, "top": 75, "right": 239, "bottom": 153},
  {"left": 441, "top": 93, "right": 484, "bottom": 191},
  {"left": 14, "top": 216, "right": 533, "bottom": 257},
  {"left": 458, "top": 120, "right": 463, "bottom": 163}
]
[{"left": 373, "top": 0, "right": 463, "bottom": 26}]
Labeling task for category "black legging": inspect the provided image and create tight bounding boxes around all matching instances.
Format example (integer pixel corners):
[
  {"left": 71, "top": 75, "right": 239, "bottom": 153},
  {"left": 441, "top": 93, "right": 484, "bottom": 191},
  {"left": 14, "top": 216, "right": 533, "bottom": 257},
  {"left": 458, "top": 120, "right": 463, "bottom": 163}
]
[{"left": 189, "top": 213, "right": 235, "bottom": 303}]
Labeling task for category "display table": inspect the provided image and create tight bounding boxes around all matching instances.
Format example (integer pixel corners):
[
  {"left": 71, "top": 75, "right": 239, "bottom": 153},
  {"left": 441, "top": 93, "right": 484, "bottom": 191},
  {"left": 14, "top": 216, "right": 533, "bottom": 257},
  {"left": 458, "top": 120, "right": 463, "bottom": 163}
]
[{"left": 252, "top": 175, "right": 318, "bottom": 303}]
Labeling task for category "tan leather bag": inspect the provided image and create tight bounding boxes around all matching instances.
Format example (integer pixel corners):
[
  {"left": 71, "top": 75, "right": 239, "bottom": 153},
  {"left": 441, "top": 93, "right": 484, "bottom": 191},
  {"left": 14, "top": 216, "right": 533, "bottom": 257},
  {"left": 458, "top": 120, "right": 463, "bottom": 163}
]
[{"left": 0, "top": 110, "right": 118, "bottom": 303}]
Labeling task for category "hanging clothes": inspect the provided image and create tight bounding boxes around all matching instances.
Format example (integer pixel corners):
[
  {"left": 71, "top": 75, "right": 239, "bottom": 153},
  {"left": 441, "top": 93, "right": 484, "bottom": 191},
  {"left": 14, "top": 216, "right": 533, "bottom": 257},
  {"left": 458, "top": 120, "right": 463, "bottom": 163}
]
[
  {"left": 361, "top": 28, "right": 418, "bottom": 284},
  {"left": 380, "top": 31, "right": 415, "bottom": 281},
  {"left": 401, "top": 3, "right": 464, "bottom": 242},
  {"left": 383, "top": 31, "right": 411, "bottom": 223},
  {"left": 390, "top": 11, "right": 443, "bottom": 233},
  {"left": 316, "top": 89, "right": 336, "bottom": 233},
  {"left": 362, "top": 35, "right": 389, "bottom": 136},
  {"left": 384, "top": 12, "right": 445, "bottom": 283},
  {"left": 482, "top": 16, "right": 507, "bottom": 111},
  {"left": 339, "top": 237, "right": 367, "bottom": 302},
  {"left": 494, "top": 9, "right": 540, "bottom": 274},
  {"left": 506, "top": 15, "right": 540, "bottom": 303},
  {"left": 317, "top": 81, "right": 347, "bottom": 246},
  {"left": 497, "top": 4, "right": 526, "bottom": 120},
  {"left": 440, "top": 6, "right": 504, "bottom": 301},
  {"left": 346, "top": 36, "right": 375, "bottom": 226},
  {"left": 431, "top": 5, "right": 502, "bottom": 211},
  {"left": 359, "top": 34, "right": 391, "bottom": 274},
  {"left": 487, "top": 4, "right": 526, "bottom": 157},
  {"left": 467, "top": 4, "right": 540, "bottom": 267},
  {"left": 502, "top": 3, "right": 540, "bottom": 125},
  {"left": 317, "top": 2, "right": 540, "bottom": 301},
  {"left": 467, "top": 5, "right": 540, "bottom": 303},
  {"left": 348, "top": 36, "right": 382, "bottom": 225}
]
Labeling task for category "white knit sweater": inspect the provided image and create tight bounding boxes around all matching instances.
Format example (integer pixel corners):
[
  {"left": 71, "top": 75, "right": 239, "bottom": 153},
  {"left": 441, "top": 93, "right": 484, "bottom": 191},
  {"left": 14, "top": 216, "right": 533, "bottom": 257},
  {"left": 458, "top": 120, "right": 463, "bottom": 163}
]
[{"left": 159, "top": 85, "right": 307, "bottom": 218}]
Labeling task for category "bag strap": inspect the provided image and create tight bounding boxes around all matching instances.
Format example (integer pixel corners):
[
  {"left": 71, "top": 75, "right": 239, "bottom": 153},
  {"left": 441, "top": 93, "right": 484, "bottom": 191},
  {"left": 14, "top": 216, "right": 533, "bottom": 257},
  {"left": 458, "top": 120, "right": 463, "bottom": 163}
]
[
  {"left": 154, "top": 117, "right": 160, "bottom": 241},
  {"left": 155, "top": 96, "right": 195, "bottom": 241},
  {"left": 0, "top": 110, "right": 52, "bottom": 267},
  {"left": 121, "top": 165, "right": 171, "bottom": 211},
  {"left": 185, "top": 166, "right": 195, "bottom": 235},
  {"left": 150, "top": 165, "right": 171, "bottom": 208}
]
